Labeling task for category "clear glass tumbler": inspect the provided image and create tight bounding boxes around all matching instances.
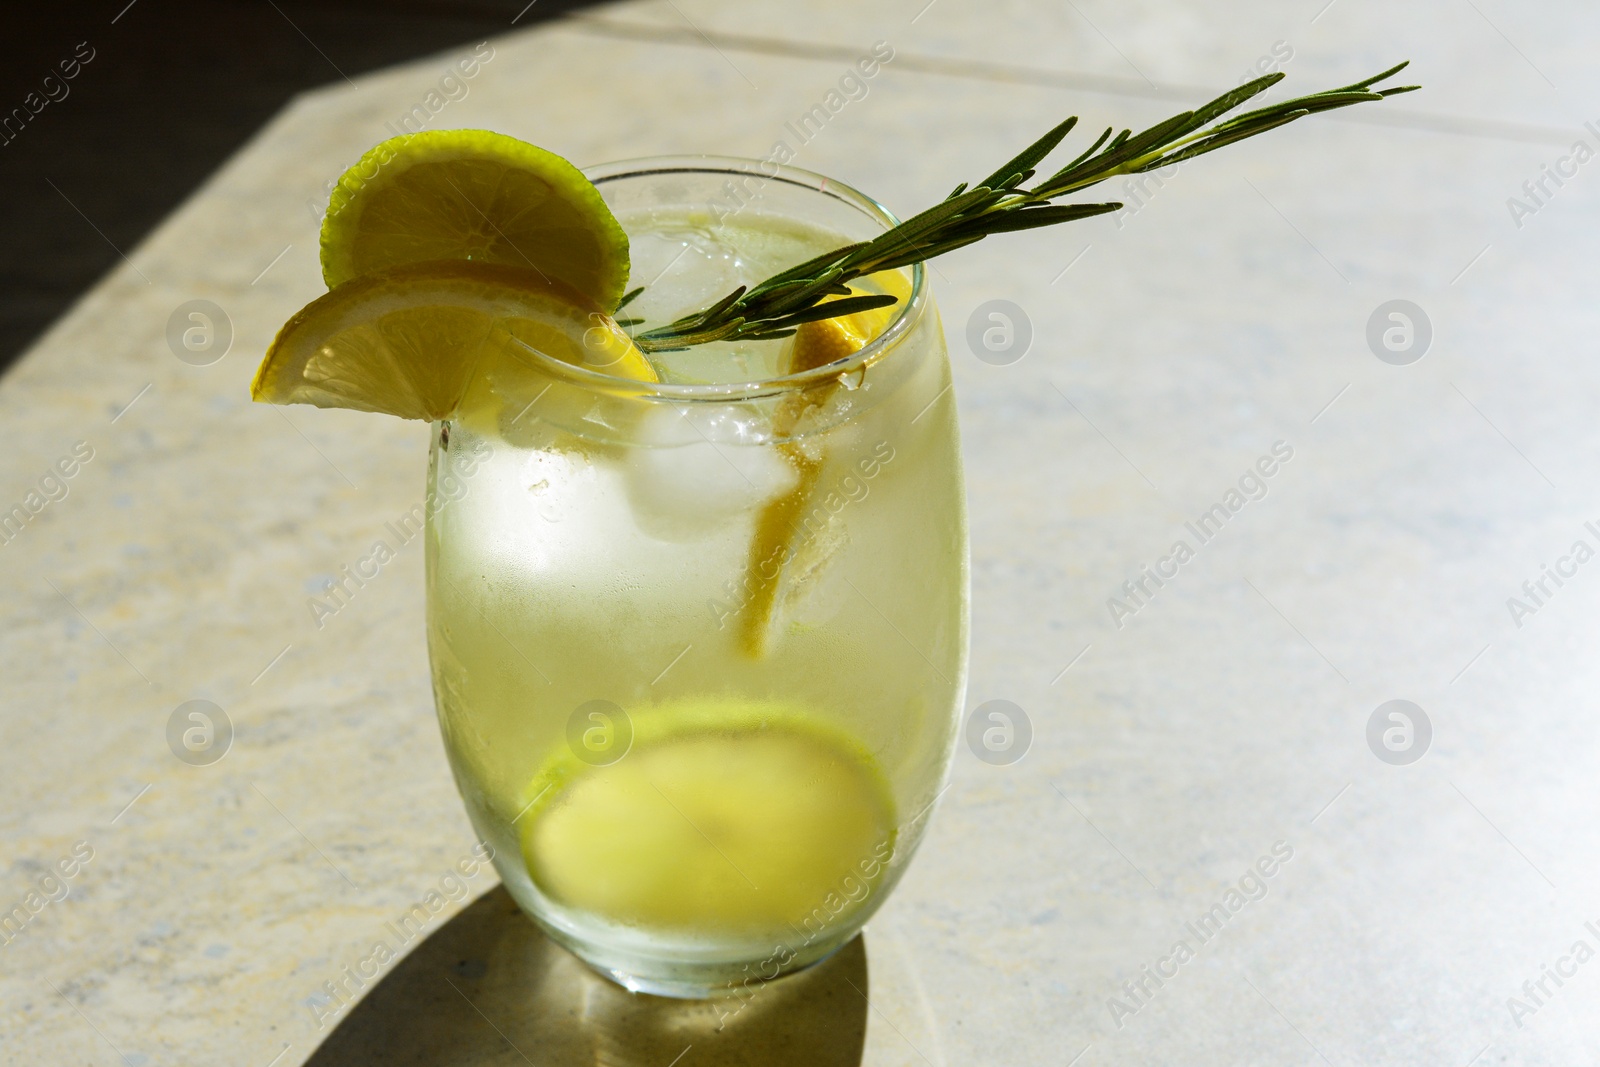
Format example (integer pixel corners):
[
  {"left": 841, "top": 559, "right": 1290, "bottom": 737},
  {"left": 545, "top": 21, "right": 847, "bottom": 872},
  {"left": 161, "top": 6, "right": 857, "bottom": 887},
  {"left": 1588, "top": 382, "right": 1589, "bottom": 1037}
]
[{"left": 425, "top": 158, "right": 969, "bottom": 997}]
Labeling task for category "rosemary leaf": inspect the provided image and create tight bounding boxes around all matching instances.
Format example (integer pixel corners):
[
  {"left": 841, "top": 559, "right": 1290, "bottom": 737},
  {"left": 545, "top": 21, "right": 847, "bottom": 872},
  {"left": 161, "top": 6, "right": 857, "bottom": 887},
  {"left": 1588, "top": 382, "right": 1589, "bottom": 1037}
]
[
  {"left": 744, "top": 242, "right": 867, "bottom": 296},
  {"left": 946, "top": 202, "right": 1121, "bottom": 236},
  {"left": 1334, "top": 59, "right": 1414, "bottom": 94},
  {"left": 1181, "top": 73, "right": 1284, "bottom": 131},
  {"left": 976, "top": 116, "right": 1080, "bottom": 192},
  {"left": 756, "top": 293, "right": 901, "bottom": 331},
  {"left": 869, "top": 232, "right": 989, "bottom": 271},
  {"left": 1045, "top": 126, "right": 1115, "bottom": 184},
  {"left": 1142, "top": 112, "right": 1307, "bottom": 168}
]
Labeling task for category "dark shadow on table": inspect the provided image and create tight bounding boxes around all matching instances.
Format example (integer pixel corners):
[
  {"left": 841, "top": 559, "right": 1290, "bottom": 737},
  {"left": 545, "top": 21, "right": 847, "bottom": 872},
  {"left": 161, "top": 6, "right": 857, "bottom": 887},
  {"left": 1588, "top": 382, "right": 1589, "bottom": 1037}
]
[
  {"left": 304, "top": 887, "right": 869, "bottom": 1067},
  {"left": 0, "top": 0, "right": 617, "bottom": 376}
]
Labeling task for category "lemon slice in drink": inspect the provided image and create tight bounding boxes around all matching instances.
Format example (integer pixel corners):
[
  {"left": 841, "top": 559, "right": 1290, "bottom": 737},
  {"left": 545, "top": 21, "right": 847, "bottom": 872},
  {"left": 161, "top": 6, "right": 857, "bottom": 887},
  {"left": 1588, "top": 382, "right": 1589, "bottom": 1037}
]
[
  {"left": 738, "top": 274, "right": 909, "bottom": 657},
  {"left": 320, "top": 130, "right": 631, "bottom": 311},
  {"left": 785, "top": 302, "right": 889, "bottom": 375},
  {"left": 521, "top": 701, "right": 896, "bottom": 933},
  {"left": 252, "top": 260, "right": 654, "bottom": 421}
]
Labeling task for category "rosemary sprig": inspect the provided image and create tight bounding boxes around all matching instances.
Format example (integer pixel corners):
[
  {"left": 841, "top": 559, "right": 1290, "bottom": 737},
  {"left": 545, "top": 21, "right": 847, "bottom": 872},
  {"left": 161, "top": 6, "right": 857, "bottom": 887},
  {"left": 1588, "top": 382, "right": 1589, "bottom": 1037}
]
[{"left": 633, "top": 62, "right": 1418, "bottom": 353}]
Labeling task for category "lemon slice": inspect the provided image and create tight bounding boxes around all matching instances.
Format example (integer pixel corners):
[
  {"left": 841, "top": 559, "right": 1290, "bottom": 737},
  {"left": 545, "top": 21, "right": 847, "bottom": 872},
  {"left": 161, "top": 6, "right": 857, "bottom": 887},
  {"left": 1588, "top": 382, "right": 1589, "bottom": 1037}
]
[
  {"left": 252, "top": 260, "right": 654, "bottom": 422},
  {"left": 738, "top": 274, "right": 909, "bottom": 657},
  {"left": 785, "top": 305, "right": 887, "bottom": 375},
  {"left": 320, "top": 130, "right": 631, "bottom": 311},
  {"left": 520, "top": 701, "right": 896, "bottom": 933}
]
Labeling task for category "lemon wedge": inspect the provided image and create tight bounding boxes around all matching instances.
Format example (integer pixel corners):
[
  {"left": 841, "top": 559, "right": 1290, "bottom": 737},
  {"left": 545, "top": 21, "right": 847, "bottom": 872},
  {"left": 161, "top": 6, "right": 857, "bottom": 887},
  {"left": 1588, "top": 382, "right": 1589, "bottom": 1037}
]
[
  {"left": 252, "top": 261, "right": 654, "bottom": 422},
  {"left": 319, "top": 129, "right": 631, "bottom": 311}
]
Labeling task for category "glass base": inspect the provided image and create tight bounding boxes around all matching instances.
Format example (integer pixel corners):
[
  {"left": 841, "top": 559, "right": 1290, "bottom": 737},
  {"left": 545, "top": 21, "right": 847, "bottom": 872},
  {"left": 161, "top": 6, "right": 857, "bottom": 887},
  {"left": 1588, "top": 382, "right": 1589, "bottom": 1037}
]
[
  {"left": 468, "top": 811, "right": 894, "bottom": 1002},
  {"left": 544, "top": 917, "right": 851, "bottom": 1000}
]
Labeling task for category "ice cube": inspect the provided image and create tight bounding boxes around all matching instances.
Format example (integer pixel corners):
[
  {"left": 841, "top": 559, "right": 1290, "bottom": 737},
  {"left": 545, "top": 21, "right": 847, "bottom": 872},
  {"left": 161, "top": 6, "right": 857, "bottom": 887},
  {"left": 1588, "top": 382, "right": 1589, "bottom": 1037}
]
[{"left": 625, "top": 404, "right": 798, "bottom": 542}]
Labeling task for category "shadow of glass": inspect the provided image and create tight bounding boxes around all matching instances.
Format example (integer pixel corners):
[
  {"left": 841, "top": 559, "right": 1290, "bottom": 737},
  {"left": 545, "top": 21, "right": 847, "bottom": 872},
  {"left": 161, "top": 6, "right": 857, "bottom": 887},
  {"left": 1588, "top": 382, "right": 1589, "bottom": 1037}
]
[{"left": 305, "top": 886, "right": 869, "bottom": 1066}]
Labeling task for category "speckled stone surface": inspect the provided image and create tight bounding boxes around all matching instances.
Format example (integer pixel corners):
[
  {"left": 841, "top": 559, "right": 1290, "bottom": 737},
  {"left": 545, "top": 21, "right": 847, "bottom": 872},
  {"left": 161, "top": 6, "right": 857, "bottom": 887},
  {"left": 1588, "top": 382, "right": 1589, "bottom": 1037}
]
[{"left": 2, "top": 3, "right": 1597, "bottom": 1065}]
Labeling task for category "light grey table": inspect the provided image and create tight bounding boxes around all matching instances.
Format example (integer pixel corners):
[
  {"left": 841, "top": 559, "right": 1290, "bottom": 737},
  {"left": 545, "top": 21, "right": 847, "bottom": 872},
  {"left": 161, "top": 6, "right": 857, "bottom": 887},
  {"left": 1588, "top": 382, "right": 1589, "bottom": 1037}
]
[{"left": 3, "top": 2, "right": 1597, "bottom": 1064}]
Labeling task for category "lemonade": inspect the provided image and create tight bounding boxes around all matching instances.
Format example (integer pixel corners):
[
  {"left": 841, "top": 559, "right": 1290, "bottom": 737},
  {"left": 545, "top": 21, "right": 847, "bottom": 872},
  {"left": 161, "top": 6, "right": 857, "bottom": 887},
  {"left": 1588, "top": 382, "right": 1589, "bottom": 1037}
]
[{"left": 423, "top": 162, "right": 968, "bottom": 994}]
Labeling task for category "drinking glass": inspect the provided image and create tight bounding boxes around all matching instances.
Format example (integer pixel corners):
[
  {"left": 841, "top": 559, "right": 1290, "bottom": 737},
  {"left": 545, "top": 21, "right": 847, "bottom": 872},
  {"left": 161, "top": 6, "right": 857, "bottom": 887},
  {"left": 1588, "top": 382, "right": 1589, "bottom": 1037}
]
[{"left": 425, "top": 157, "right": 969, "bottom": 997}]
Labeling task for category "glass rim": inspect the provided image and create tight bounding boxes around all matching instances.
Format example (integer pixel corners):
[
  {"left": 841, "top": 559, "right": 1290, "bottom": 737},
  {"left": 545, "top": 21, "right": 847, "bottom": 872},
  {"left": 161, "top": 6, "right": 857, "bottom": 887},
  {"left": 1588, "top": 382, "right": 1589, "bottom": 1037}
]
[{"left": 515, "top": 155, "right": 929, "bottom": 404}]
